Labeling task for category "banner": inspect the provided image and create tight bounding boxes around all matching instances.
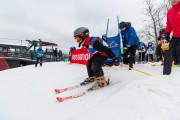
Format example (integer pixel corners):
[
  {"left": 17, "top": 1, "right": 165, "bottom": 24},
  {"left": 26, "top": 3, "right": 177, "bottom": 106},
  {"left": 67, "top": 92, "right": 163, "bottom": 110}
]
[
  {"left": 106, "top": 34, "right": 122, "bottom": 62},
  {"left": 70, "top": 48, "right": 92, "bottom": 65}
]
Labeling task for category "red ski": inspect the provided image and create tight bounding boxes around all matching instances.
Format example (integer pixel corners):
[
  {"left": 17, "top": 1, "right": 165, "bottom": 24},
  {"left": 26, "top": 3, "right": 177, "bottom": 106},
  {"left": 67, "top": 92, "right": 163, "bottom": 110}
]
[
  {"left": 55, "top": 76, "right": 110, "bottom": 93},
  {"left": 56, "top": 92, "right": 86, "bottom": 102},
  {"left": 55, "top": 85, "right": 79, "bottom": 93},
  {"left": 56, "top": 80, "right": 121, "bottom": 102}
]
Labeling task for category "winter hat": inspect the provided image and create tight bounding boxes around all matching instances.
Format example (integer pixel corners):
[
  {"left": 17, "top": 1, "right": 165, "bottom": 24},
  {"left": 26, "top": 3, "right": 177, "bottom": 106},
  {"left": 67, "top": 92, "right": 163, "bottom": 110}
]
[
  {"left": 159, "top": 28, "right": 165, "bottom": 35},
  {"left": 119, "top": 21, "right": 128, "bottom": 30}
]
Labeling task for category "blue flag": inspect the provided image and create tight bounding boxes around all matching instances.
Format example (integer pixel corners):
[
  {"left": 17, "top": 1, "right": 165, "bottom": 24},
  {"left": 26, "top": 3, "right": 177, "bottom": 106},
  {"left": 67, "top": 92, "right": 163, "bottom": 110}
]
[{"left": 106, "top": 33, "right": 122, "bottom": 62}]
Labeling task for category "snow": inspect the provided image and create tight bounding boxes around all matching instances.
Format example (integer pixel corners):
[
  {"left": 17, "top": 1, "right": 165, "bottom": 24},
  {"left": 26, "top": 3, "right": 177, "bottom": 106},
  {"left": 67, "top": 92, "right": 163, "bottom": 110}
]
[{"left": 0, "top": 62, "right": 180, "bottom": 120}]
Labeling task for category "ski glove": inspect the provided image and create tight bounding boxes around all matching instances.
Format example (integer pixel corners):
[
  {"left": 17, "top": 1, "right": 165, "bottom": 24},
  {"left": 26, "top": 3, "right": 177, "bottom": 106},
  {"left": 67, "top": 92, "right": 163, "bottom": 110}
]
[
  {"left": 124, "top": 45, "right": 130, "bottom": 54},
  {"left": 113, "top": 57, "right": 120, "bottom": 66},
  {"left": 165, "top": 33, "right": 170, "bottom": 42}
]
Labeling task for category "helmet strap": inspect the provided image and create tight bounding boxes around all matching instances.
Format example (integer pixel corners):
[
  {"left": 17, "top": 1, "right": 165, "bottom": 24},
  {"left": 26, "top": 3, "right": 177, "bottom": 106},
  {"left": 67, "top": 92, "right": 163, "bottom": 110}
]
[
  {"left": 77, "top": 31, "right": 89, "bottom": 47},
  {"left": 78, "top": 37, "right": 87, "bottom": 47}
]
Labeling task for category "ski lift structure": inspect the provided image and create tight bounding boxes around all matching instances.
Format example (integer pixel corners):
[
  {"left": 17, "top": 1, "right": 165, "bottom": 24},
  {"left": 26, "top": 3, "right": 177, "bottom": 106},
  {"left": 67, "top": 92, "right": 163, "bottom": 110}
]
[
  {"left": 0, "top": 38, "right": 58, "bottom": 69},
  {"left": 24, "top": 39, "right": 58, "bottom": 54}
]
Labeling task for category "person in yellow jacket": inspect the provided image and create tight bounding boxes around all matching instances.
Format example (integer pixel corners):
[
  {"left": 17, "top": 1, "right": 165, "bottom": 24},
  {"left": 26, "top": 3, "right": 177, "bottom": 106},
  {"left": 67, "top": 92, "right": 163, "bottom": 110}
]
[{"left": 156, "top": 29, "right": 166, "bottom": 64}]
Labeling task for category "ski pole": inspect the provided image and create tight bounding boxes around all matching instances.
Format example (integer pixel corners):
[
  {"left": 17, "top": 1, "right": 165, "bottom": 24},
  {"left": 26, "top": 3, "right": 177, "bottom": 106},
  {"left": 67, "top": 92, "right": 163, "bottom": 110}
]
[
  {"left": 105, "top": 56, "right": 152, "bottom": 76},
  {"left": 121, "top": 64, "right": 152, "bottom": 76},
  {"left": 104, "top": 63, "right": 152, "bottom": 76}
]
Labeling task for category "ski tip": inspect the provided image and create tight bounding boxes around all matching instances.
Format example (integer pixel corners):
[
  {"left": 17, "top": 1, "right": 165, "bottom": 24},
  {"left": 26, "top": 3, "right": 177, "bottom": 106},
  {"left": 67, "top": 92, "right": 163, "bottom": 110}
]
[
  {"left": 55, "top": 89, "right": 61, "bottom": 93},
  {"left": 55, "top": 89, "right": 64, "bottom": 93},
  {"left": 56, "top": 97, "right": 63, "bottom": 102}
]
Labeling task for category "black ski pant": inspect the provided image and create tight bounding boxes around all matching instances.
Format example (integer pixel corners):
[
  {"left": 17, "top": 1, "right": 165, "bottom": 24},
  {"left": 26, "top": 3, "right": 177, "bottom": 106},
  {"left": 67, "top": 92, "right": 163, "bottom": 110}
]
[
  {"left": 53, "top": 55, "right": 57, "bottom": 62},
  {"left": 138, "top": 52, "right": 145, "bottom": 62},
  {"left": 122, "top": 45, "right": 136, "bottom": 68},
  {"left": 172, "top": 37, "right": 180, "bottom": 64},
  {"left": 86, "top": 53, "right": 108, "bottom": 78},
  {"left": 163, "top": 37, "right": 180, "bottom": 75},
  {"left": 35, "top": 57, "right": 43, "bottom": 66},
  {"left": 156, "top": 44, "right": 163, "bottom": 62},
  {"left": 146, "top": 54, "right": 154, "bottom": 62}
]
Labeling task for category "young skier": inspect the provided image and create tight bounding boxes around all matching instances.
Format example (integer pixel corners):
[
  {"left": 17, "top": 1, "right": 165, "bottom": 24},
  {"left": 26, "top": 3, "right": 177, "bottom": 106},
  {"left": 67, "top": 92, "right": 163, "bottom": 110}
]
[
  {"left": 137, "top": 42, "right": 146, "bottom": 63},
  {"left": 73, "top": 27, "right": 119, "bottom": 90},
  {"left": 146, "top": 42, "right": 154, "bottom": 62},
  {"left": 35, "top": 46, "right": 44, "bottom": 67},
  {"left": 156, "top": 28, "right": 166, "bottom": 64}
]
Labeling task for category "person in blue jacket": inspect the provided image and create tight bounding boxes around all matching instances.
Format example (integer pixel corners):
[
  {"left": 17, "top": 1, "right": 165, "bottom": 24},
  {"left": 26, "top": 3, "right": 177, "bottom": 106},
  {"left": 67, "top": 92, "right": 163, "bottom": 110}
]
[
  {"left": 138, "top": 42, "right": 147, "bottom": 63},
  {"left": 119, "top": 21, "right": 139, "bottom": 69},
  {"left": 35, "top": 46, "right": 44, "bottom": 67},
  {"left": 146, "top": 42, "right": 155, "bottom": 62}
]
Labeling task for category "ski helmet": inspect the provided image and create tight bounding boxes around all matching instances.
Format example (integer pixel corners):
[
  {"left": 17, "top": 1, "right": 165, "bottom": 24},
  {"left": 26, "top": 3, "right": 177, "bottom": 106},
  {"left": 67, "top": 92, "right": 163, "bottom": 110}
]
[
  {"left": 119, "top": 21, "right": 128, "bottom": 30},
  {"left": 74, "top": 27, "right": 89, "bottom": 37},
  {"left": 74, "top": 27, "right": 89, "bottom": 47}
]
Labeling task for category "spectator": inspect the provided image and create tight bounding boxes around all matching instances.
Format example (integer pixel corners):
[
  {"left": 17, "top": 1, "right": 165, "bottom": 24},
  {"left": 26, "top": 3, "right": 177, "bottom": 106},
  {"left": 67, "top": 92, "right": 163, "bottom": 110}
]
[
  {"left": 35, "top": 46, "right": 44, "bottom": 67},
  {"left": 53, "top": 48, "right": 58, "bottom": 62},
  {"left": 138, "top": 42, "right": 146, "bottom": 63},
  {"left": 163, "top": 0, "right": 180, "bottom": 75},
  {"left": 156, "top": 28, "right": 165, "bottom": 63},
  {"left": 59, "top": 50, "right": 63, "bottom": 61},
  {"left": 119, "top": 21, "right": 139, "bottom": 69},
  {"left": 146, "top": 42, "right": 155, "bottom": 62}
]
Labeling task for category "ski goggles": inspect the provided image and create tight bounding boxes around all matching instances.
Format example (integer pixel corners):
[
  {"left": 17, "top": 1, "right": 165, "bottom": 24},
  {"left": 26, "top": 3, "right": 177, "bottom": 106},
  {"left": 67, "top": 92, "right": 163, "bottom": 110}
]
[{"left": 74, "top": 36, "right": 82, "bottom": 43}]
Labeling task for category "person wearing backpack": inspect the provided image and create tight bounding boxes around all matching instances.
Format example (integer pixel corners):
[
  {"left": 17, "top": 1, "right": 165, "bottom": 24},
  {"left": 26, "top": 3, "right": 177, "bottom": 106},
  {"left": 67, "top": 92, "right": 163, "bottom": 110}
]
[{"left": 73, "top": 27, "right": 119, "bottom": 91}]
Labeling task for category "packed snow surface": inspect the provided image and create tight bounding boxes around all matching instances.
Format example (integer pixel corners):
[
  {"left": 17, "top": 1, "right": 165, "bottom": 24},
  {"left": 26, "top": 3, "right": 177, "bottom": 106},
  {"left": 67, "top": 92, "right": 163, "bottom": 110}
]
[{"left": 0, "top": 62, "right": 180, "bottom": 120}]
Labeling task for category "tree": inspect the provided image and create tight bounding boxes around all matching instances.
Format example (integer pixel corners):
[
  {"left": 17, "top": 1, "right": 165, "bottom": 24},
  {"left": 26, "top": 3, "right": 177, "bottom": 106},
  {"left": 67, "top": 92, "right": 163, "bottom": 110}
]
[
  {"left": 162, "top": 0, "right": 171, "bottom": 12},
  {"left": 139, "top": 0, "right": 171, "bottom": 43}
]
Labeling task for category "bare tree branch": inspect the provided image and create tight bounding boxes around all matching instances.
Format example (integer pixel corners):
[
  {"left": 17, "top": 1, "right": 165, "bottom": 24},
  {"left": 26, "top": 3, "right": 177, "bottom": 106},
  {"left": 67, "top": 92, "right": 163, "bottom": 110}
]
[{"left": 139, "top": 0, "right": 170, "bottom": 43}]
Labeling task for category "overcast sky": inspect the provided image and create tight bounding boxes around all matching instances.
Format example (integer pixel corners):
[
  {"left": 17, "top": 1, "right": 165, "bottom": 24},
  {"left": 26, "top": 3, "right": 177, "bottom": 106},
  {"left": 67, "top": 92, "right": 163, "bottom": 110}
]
[{"left": 0, "top": 0, "right": 162, "bottom": 53}]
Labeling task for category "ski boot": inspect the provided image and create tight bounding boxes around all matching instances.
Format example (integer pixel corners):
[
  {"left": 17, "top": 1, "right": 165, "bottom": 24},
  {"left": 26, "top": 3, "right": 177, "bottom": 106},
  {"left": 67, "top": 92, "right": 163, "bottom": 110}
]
[
  {"left": 80, "top": 76, "right": 96, "bottom": 86},
  {"left": 88, "top": 76, "right": 109, "bottom": 91}
]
